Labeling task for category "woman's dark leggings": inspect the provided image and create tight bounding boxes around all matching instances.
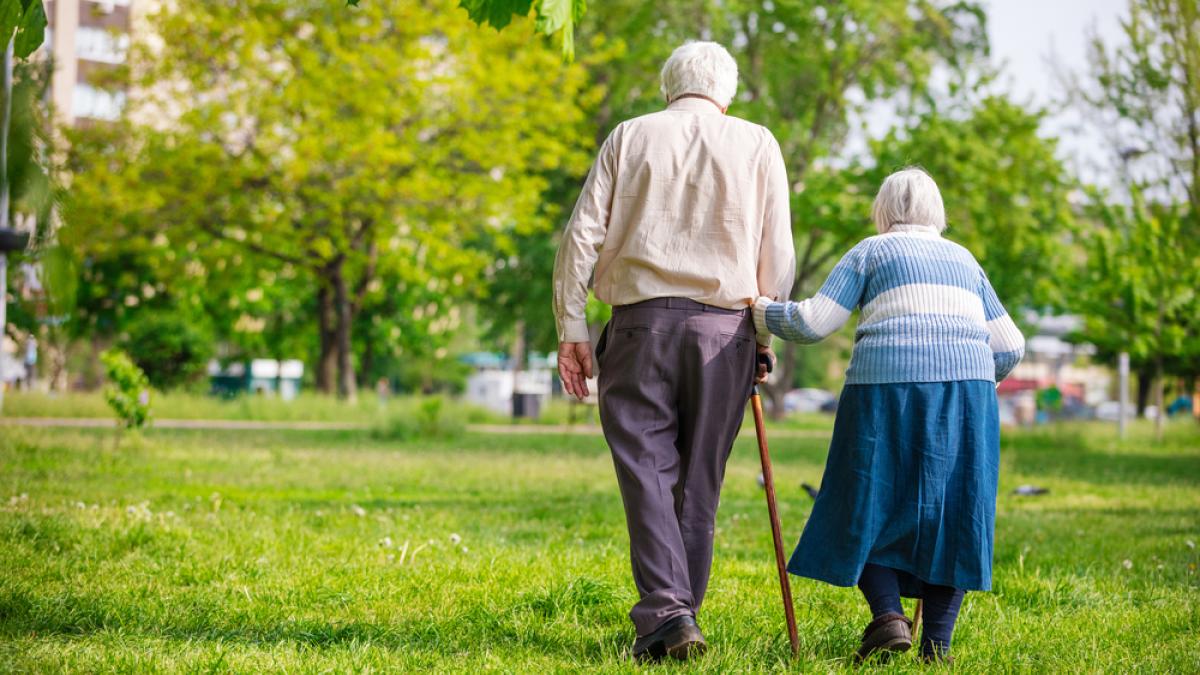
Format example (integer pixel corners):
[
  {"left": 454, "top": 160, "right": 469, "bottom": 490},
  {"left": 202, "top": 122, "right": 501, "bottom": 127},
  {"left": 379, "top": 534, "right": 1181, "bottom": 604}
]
[{"left": 857, "top": 563, "right": 965, "bottom": 657}]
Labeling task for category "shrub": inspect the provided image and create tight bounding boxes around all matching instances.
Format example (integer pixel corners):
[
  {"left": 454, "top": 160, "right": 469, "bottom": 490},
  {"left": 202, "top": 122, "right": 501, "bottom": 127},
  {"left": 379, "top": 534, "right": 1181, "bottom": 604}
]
[
  {"left": 121, "top": 310, "right": 214, "bottom": 390},
  {"left": 372, "top": 396, "right": 464, "bottom": 441},
  {"left": 101, "top": 350, "right": 151, "bottom": 429}
]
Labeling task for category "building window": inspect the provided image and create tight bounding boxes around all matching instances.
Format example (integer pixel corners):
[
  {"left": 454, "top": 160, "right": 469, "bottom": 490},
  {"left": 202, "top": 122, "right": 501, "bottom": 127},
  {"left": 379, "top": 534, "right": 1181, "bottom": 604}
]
[
  {"left": 72, "top": 83, "right": 125, "bottom": 121},
  {"left": 90, "top": 0, "right": 133, "bottom": 10},
  {"left": 76, "top": 26, "right": 129, "bottom": 64}
]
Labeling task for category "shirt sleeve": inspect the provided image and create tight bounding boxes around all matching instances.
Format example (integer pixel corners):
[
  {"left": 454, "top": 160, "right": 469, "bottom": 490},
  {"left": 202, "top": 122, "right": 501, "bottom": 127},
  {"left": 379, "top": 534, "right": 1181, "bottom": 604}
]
[
  {"left": 979, "top": 269, "right": 1025, "bottom": 381},
  {"left": 552, "top": 129, "right": 618, "bottom": 343},
  {"left": 754, "top": 135, "right": 796, "bottom": 345},
  {"left": 755, "top": 240, "right": 871, "bottom": 345}
]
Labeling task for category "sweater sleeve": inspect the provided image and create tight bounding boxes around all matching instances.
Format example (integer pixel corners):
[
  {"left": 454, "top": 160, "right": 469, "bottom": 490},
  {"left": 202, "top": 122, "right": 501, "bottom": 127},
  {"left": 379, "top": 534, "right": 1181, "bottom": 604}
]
[
  {"left": 979, "top": 269, "right": 1025, "bottom": 381},
  {"left": 754, "top": 240, "right": 871, "bottom": 344}
]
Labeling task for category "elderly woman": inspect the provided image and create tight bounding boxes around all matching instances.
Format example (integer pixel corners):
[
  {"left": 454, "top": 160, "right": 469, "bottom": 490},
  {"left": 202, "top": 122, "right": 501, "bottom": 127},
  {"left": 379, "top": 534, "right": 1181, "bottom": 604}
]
[{"left": 752, "top": 168, "right": 1024, "bottom": 664}]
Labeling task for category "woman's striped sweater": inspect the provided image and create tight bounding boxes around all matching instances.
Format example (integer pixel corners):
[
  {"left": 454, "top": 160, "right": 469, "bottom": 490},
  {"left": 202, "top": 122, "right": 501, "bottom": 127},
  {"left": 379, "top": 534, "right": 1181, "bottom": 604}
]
[{"left": 753, "top": 224, "right": 1025, "bottom": 384}]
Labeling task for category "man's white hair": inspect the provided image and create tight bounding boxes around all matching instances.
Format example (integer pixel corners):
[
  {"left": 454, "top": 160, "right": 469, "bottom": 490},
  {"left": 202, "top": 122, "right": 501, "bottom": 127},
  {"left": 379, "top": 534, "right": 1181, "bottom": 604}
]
[
  {"left": 659, "top": 41, "right": 738, "bottom": 108},
  {"left": 871, "top": 168, "right": 947, "bottom": 233}
]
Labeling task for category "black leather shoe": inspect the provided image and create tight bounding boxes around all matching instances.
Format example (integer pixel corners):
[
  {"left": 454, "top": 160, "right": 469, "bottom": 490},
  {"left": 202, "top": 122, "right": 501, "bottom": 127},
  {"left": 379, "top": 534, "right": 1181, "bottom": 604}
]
[
  {"left": 632, "top": 615, "right": 707, "bottom": 662},
  {"left": 855, "top": 612, "right": 912, "bottom": 662}
]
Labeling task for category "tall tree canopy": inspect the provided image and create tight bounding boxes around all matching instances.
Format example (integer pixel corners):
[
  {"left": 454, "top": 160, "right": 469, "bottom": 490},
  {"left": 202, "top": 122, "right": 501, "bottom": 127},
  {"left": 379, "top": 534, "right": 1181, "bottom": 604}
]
[
  {"left": 62, "top": 0, "right": 597, "bottom": 398},
  {"left": 868, "top": 96, "right": 1076, "bottom": 316},
  {"left": 1066, "top": 0, "right": 1200, "bottom": 432},
  {"left": 1074, "top": 0, "right": 1200, "bottom": 213}
]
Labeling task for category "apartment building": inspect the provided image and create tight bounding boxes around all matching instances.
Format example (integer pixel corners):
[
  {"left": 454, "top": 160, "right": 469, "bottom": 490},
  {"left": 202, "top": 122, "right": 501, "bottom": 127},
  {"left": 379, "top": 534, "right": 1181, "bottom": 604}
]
[{"left": 45, "top": 0, "right": 135, "bottom": 125}]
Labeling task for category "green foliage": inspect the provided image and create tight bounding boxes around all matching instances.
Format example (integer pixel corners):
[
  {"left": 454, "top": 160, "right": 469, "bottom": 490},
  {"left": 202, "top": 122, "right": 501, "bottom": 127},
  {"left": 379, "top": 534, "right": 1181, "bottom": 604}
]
[
  {"left": 1066, "top": 0, "right": 1200, "bottom": 390},
  {"left": 583, "top": 290, "right": 610, "bottom": 327},
  {"left": 1071, "top": 191, "right": 1199, "bottom": 377},
  {"left": 62, "top": 0, "right": 598, "bottom": 397},
  {"left": 869, "top": 96, "right": 1076, "bottom": 317},
  {"left": 459, "top": 0, "right": 533, "bottom": 30},
  {"left": 1073, "top": 0, "right": 1200, "bottom": 213},
  {"left": 100, "top": 349, "right": 151, "bottom": 429},
  {"left": 457, "top": 0, "right": 586, "bottom": 58},
  {"left": 120, "top": 310, "right": 215, "bottom": 390},
  {"left": 0, "top": 0, "right": 47, "bottom": 59}
]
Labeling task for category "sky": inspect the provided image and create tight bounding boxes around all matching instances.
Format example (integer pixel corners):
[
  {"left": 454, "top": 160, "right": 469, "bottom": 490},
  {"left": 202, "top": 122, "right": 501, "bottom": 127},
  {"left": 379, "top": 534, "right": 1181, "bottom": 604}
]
[
  {"left": 984, "top": 0, "right": 1129, "bottom": 182},
  {"left": 848, "top": 1, "right": 1131, "bottom": 184}
]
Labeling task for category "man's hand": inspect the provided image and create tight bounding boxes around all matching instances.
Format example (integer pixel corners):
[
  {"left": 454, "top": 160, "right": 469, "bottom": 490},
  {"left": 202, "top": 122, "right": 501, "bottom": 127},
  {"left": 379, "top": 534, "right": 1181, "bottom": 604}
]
[
  {"left": 755, "top": 344, "right": 775, "bottom": 385},
  {"left": 558, "top": 342, "right": 594, "bottom": 400}
]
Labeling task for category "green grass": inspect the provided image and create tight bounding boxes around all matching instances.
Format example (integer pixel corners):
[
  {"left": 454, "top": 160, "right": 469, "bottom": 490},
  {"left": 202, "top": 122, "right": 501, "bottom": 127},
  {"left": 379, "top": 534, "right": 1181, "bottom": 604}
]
[
  {"left": 1, "top": 391, "right": 508, "bottom": 426},
  {"left": 1, "top": 419, "right": 1197, "bottom": 672}
]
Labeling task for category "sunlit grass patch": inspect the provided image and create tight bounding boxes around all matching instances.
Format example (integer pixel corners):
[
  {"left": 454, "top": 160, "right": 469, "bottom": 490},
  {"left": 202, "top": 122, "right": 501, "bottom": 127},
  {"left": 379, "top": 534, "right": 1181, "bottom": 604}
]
[{"left": 1, "top": 421, "right": 1197, "bottom": 672}]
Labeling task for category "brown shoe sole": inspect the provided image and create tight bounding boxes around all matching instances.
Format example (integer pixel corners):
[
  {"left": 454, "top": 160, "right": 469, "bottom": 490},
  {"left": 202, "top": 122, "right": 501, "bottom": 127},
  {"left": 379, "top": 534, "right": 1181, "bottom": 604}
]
[
  {"left": 666, "top": 637, "right": 708, "bottom": 660},
  {"left": 858, "top": 636, "right": 911, "bottom": 662}
]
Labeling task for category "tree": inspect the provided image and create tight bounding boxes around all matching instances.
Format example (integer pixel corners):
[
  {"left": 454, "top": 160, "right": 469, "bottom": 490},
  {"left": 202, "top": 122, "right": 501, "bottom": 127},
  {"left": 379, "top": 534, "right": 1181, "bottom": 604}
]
[
  {"left": 62, "top": 0, "right": 596, "bottom": 400},
  {"left": 120, "top": 309, "right": 215, "bottom": 390},
  {"left": 1072, "top": 192, "right": 1198, "bottom": 439},
  {"left": 565, "top": 1, "right": 989, "bottom": 415},
  {"left": 868, "top": 96, "right": 1076, "bottom": 317},
  {"left": 1072, "top": 0, "right": 1200, "bottom": 213},
  {"left": 1065, "top": 0, "right": 1200, "bottom": 432}
]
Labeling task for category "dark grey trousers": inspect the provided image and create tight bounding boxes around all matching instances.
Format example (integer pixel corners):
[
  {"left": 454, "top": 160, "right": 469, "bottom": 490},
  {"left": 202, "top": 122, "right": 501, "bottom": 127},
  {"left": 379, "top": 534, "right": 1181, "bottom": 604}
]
[{"left": 596, "top": 297, "right": 756, "bottom": 636}]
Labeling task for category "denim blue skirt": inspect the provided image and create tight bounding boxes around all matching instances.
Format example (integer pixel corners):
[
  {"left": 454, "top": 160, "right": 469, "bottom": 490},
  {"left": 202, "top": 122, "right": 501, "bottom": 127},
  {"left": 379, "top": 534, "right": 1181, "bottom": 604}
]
[{"left": 787, "top": 381, "right": 1000, "bottom": 595}]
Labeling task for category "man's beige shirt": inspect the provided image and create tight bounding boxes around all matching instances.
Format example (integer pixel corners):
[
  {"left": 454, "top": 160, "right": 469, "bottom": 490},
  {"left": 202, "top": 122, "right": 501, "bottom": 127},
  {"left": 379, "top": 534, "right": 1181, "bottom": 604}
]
[{"left": 553, "top": 97, "right": 796, "bottom": 346}]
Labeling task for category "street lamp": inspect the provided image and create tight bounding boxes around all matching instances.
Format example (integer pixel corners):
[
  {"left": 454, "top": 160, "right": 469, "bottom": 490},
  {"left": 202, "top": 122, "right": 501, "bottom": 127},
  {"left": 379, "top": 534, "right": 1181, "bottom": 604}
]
[{"left": 1113, "top": 148, "right": 1145, "bottom": 440}]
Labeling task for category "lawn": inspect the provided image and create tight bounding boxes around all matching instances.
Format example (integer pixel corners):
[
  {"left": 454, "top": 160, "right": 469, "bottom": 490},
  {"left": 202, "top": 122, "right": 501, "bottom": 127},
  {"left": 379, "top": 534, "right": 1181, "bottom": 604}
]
[{"left": 1, "top": 418, "right": 1198, "bottom": 672}]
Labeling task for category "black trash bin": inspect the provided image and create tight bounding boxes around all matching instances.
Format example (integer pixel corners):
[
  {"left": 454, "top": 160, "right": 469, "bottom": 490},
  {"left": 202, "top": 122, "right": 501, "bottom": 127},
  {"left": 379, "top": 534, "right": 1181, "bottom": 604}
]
[{"left": 512, "top": 392, "right": 541, "bottom": 420}]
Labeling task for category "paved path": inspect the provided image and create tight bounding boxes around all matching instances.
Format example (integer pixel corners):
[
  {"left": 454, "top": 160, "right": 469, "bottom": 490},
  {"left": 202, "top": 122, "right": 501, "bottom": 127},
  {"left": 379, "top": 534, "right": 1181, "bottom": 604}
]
[
  {"left": 0, "top": 417, "right": 367, "bottom": 431},
  {"left": 2, "top": 417, "right": 830, "bottom": 438}
]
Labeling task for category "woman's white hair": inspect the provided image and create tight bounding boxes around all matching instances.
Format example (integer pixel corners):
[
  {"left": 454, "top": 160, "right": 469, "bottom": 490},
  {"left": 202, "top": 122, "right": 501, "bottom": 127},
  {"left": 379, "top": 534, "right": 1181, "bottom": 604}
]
[
  {"left": 871, "top": 167, "right": 947, "bottom": 233},
  {"left": 659, "top": 41, "right": 738, "bottom": 108}
]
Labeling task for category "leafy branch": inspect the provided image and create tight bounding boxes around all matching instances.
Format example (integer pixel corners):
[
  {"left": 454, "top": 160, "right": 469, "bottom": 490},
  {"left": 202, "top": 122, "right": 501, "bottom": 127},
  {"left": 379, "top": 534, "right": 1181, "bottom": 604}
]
[{"left": 347, "top": 0, "right": 586, "bottom": 59}]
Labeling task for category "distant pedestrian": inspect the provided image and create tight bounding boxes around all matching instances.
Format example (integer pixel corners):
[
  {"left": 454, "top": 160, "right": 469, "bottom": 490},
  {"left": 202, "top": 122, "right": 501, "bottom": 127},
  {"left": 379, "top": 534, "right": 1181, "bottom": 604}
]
[
  {"left": 22, "top": 336, "right": 37, "bottom": 390},
  {"left": 753, "top": 168, "right": 1025, "bottom": 663}
]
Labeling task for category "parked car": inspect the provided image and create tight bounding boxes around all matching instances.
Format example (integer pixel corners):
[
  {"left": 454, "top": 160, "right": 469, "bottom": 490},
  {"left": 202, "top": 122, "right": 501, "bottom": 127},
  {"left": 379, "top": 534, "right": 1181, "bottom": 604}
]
[
  {"left": 783, "top": 388, "right": 836, "bottom": 414},
  {"left": 1095, "top": 401, "right": 1159, "bottom": 422}
]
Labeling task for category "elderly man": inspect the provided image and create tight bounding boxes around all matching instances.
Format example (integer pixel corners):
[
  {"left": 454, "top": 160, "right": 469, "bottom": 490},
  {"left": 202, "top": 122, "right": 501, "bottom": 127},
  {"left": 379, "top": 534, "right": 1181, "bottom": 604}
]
[{"left": 552, "top": 41, "right": 795, "bottom": 660}]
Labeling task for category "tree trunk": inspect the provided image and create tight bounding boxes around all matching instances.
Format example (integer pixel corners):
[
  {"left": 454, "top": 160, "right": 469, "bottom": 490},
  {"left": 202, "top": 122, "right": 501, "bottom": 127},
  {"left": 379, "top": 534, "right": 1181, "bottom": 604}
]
[
  {"left": 765, "top": 342, "right": 796, "bottom": 420},
  {"left": 511, "top": 319, "right": 526, "bottom": 374},
  {"left": 332, "top": 261, "right": 357, "bottom": 402},
  {"left": 359, "top": 326, "right": 374, "bottom": 390},
  {"left": 1154, "top": 355, "right": 1164, "bottom": 441},
  {"left": 1136, "top": 366, "right": 1153, "bottom": 417},
  {"left": 46, "top": 326, "right": 68, "bottom": 391},
  {"left": 316, "top": 283, "right": 336, "bottom": 394}
]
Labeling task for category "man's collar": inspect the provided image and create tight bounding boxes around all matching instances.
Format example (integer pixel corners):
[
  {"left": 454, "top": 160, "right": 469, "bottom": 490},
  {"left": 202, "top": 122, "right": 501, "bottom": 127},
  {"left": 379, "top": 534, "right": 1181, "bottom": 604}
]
[
  {"left": 667, "top": 95, "right": 725, "bottom": 114},
  {"left": 888, "top": 223, "right": 943, "bottom": 237}
]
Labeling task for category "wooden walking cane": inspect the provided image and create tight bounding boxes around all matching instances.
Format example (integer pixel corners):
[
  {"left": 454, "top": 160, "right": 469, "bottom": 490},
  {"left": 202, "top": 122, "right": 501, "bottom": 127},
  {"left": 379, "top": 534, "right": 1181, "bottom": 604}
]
[{"left": 751, "top": 353, "right": 800, "bottom": 656}]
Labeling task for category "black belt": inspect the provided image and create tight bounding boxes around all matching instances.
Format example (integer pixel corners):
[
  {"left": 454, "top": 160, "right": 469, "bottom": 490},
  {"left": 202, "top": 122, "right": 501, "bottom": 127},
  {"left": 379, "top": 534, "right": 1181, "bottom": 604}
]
[{"left": 614, "top": 297, "right": 749, "bottom": 315}]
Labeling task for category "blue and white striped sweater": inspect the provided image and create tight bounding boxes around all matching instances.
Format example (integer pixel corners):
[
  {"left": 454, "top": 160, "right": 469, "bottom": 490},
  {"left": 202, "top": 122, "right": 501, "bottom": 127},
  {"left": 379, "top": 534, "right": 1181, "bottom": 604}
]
[{"left": 753, "top": 225, "right": 1025, "bottom": 384}]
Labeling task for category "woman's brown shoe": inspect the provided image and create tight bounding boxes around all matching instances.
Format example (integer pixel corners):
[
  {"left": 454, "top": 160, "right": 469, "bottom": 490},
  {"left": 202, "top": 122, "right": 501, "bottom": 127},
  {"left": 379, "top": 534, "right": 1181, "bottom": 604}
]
[{"left": 855, "top": 612, "right": 913, "bottom": 662}]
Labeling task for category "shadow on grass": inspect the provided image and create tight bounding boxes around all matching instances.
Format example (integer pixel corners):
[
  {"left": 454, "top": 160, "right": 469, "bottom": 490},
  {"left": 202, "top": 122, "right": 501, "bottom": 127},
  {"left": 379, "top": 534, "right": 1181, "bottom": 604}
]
[
  {"left": 0, "top": 583, "right": 635, "bottom": 665},
  {"left": 1005, "top": 431, "right": 1200, "bottom": 489},
  {"left": 0, "top": 576, "right": 827, "bottom": 666}
]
